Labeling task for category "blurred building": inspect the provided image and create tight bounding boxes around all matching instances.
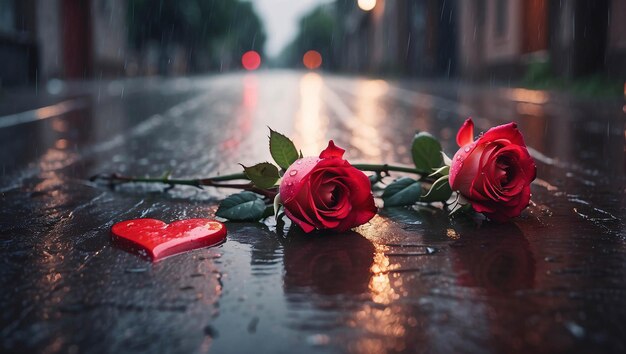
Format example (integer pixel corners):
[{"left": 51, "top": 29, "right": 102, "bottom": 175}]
[
  {"left": 0, "top": 0, "right": 127, "bottom": 87},
  {"left": 335, "top": 0, "right": 626, "bottom": 81},
  {"left": 606, "top": 0, "right": 626, "bottom": 79},
  {"left": 459, "top": 0, "right": 547, "bottom": 80},
  {"left": 458, "top": 0, "right": 624, "bottom": 80},
  {"left": 336, "top": 0, "right": 457, "bottom": 77}
]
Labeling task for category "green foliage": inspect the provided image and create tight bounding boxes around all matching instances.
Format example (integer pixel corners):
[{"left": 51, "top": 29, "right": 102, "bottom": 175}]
[
  {"left": 281, "top": 4, "right": 337, "bottom": 69},
  {"left": 411, "top": 132, "right": 444, "bottom": 174},
  {"left": 523, "top": 58, "right": 622, "bottom": 97},
  {"left": 523, "top": 60, "right": 552, "bottom": 86},
  {"left": 269, "top": 128, "right": 299, "bottom": 170},
  {"left": 429, "top": 165, "right": 450, "bottom": 178},
  {"left": 421, "top": 176, "right": 452, "bottom": 202},
  {"left": 127, "top": 0, "right": 266, "bottom": 71},
  {"left": 216, "top": 191, "right": 266, "bottom": 221},
  {"left": 242, "top": 162, "right": 280, "bottom": 189},
  {"left": 382, "top": 177, "right": 422, "bottom": 207},
  {"left": 273, "top": 193, "right": 282, "bottom": 219}
]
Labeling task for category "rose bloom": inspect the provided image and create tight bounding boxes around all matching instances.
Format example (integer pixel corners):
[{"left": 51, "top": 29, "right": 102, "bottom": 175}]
[
  {"left": 279, "top": 141, "right": 377, "bottom": 233},
  {"left": 449, "top": 118, "right": 536, "bottom": 222}
]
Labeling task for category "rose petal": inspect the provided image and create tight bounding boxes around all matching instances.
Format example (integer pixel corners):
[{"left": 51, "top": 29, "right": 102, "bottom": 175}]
[
  {"left": 478, "top": 185, "right": 532, "bottom": 222},
  {"left": 279, "top": 140, "right": 376, "bottom": 232},
  {"left": 310, "top": 173, "right": 344, "bottom": 211},
  {"left": 280, "top": 156, "right": 320, "bottom": 203},
  {"left": 450, "top": 144, "right": 484, "bottom": 194},
  {"left": 316, "top": 182, "right": 336, "bottom": 208},
  {"left": 471, "top": 200, "right": 497, "bottom": 214},
  {"left": 506, "top": 185, "right": 532, "bottom": 217},
  {"left": 283, "top": 206, "right": 315, "bottom": 233},
  {"left": 319, "top": 140, "right": 345, "bottom": 159},
  {"left": 303, "top": 183, "right": 338, "bottom": 228},
  {"left": 449, "top": 121, "right": 535, "bottom": 223},
  {"left": 293, "top": 194, "right": 317, "bottom": 225},
  {"left": 491, "top": 147, "right": 531, "bottom": 194},
  {"left": 347, "top": 172, "right": 375, "bottom": 204},
  {"left": 482, "top": 122, "right": 526, "bottom": 147},
  {"left": 456, "top": 118, "right": 475, "bottom": 147},
  {"left": 350, "top": 200, "right": 377, "bottom": 226}
]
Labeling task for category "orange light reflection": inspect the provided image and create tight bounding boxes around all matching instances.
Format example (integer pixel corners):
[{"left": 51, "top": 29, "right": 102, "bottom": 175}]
[
  {"left": 350, "top": 80, "right": 388, "bottom": 162},
  {"left": 54, "top": 139, "right": 69, "bottom": 150},
  {"left": 346, "top": 243, "right": 407, "bottom": 353},
  {"left": 293, "top": 73, "right": 328, "bottom": 154},
  {"left": 507, "top": 88, "right": 549, "bottom": 104},
  {"left": 369, "top": 245, "right": 400, "bottom": 304},
  {"left": 35, "top": 101, "right": 78, "bottom": 120}
]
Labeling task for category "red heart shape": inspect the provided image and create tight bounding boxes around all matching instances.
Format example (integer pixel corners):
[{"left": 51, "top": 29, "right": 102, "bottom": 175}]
[{"left": 111, "top": 218, "right": 226, "bottom": 261}]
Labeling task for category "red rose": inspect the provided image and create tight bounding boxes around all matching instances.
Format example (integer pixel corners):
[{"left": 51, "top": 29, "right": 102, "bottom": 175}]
[
  {"left": 449, "top": 118, "right": 536, "bottom": 222},
  {"left": 279, "top": 140, "right": 377, "bottom": 233}
]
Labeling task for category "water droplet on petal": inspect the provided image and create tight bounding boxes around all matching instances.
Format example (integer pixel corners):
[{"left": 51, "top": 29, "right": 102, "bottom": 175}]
[
  {"left": 289, "top": 170, "right": 298, "bottom": 176},
  {"left": 464, "top": 147, "right": 470, "bottom": 153},
  {"left": 297, "top": 160, "right": 302, "bottom": 165},
  {"left": 288, "top": 182, "right": 293, "bottom": 186}
]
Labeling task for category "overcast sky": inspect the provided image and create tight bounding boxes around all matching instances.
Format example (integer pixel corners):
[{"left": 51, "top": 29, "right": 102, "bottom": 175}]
[{"left": 251, "top": 0, "right": 332, "bottom": 57}]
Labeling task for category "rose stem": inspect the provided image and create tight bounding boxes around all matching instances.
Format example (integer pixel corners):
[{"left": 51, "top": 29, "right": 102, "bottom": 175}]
[
  {"left": 90, "top": 172, "right": 278, "bottom": 199},
  {"left": 92, "top": 163, "right": 433, "bottom": 196},
  {"left": 352, "top": 164, "right": 420, "bottom": 175},
  {"left": 352, "top": 164, "right": 443, "bottom": 183}
]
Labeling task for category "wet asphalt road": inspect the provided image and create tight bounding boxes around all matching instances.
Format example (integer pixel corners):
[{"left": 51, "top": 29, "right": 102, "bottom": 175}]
[{"left": 1, "top": 70, "right": 625, "bottom": 353}]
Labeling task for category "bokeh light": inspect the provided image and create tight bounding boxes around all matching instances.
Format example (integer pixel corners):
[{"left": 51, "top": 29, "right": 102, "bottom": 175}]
[
  {"left": 303, "top": 50, "right": 322, "bottom": 70},
  {"left": 241, "top": 51, "right": 261, "bottom": 71},
  {"left": 357, "top": 0, "right": 377, "bottom": 12}
]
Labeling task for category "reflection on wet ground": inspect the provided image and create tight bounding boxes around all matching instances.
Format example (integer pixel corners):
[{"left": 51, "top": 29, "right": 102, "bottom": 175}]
[{"left": 1, "top": 71, "right": 625, "bottom": 353}]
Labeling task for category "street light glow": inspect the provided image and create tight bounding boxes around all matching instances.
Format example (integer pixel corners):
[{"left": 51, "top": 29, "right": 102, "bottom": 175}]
[
  {"left": 303, "top": 50, "right": 322, "bottom": 70},
  {"left": 241, "top": 51, "right": 261, "bottom": 71},
  {"left": 357, "top": 0, "right": 376, "bottom": 11}
]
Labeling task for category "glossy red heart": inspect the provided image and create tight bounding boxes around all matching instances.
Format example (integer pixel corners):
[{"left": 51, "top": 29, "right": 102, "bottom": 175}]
[{"left": 111, "top": 218, "right": 226, "bottom": 261}]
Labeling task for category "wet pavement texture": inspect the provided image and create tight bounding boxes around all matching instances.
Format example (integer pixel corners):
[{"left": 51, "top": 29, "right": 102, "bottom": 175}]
[{"left": 1, "top": 71, "right": 625, "bottom": 353}]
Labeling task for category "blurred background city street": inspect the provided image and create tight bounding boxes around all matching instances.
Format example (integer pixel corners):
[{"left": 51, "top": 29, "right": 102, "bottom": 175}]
[
  {"left": 1, "top": 1, "right": 626, "bottom": 353},
  {"left": 1, "top": 0, "right": 625, "bottom": 91}
]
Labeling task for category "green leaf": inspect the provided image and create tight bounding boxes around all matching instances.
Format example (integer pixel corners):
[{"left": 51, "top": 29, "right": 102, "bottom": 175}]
[
  {"left": 262, "top": 205, "right": 274, "bottom": 218},
  {"left": 273, "top": 193, "right": 282, "bottom": 219},
  {"left": 379, "top": 207, "right": 425, "bottom": 225},
  {"left": 269, "top": 128, "right": 299, "bottom": 169},
  {"left": 368, "top": 174, "right": 380, "bottom": 186},
  {"left": 421, "top": 175, "right": 452, "bottom": 202},
  {"left": 442, "top": 152, "right": 452, "bottom": 167},
  {"left": 242, "top": 162, "right": 280, "bottom": 189},
  {"left": 411, "top": 132, "right": 444, "bottom": 173},
  {"left": 429, "top": 165, "right": 450, "bottom": 178},
  {"left": 160, "top": 170, "right": 172, "bottom": 180},
  {"left": 382, "top": 177, "right": 422, "bottom": 207},
  {"left": 450, "top": 202, "right": 473, "bottom": 216},
  {"left": 216, "top": 191, "right": 266, "bottom": 221}
]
